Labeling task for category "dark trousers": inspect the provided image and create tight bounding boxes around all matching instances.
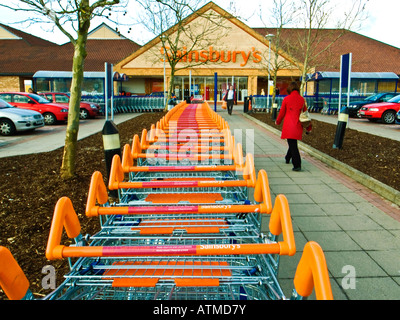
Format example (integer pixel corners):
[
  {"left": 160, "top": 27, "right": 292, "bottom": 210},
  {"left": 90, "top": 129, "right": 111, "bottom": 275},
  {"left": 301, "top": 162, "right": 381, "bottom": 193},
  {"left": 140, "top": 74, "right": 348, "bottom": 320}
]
[
  {"left": 227, "top": 99, "right": 234, "bottom": 114},
  {"left": 286, "top": 139, "right": 301, "bottom": 169}
]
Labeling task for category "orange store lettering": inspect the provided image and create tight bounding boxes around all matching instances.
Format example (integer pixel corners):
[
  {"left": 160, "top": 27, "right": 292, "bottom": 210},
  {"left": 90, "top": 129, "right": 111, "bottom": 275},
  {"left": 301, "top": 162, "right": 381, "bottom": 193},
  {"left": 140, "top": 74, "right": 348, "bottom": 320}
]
[{"left": 160, "top": 46, "right": 262, "bottom": 67}]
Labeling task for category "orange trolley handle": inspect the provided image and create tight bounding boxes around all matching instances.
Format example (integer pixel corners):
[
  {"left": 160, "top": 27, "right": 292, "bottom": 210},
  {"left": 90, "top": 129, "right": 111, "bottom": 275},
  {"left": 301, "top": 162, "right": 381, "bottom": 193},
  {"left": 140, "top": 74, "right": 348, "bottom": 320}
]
[
  {"left": 293, "top": 241, "right": 333, "bottom": 300},
  {"left": 109, "top": 153, "right": 256, "bottom": 191},
  {"left": 47, "top": 193, "right": 295, "bottom": 260},
  {"left": 86, "top": 171, "right": 109, "bottom": 218},
  {"left": 46, "top": 197, "right": 82, "bottom": 260},
  {"left": 269, "top": 194, "right": 295, "bottom": 256},
  {"left": 0, "top": 246, "right": 30, "bottom": 300},
  {"left": 122, "top": 140, "right": 245, "bottom": 173},
  {"left": 87, "top": 167, "right": 270, "bottom": 218}
]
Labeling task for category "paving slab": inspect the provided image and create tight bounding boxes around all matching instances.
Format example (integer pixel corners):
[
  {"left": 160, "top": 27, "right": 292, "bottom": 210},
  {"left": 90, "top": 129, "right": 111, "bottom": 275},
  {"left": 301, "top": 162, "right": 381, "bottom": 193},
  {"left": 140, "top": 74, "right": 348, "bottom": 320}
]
[{"left": 222, "top": 109, "right": 400, "bottom": 300}]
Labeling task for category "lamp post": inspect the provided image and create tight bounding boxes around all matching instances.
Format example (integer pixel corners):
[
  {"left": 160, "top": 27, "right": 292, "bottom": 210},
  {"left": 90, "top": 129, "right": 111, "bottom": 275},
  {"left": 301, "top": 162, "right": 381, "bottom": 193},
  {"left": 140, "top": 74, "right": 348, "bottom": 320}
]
[
  {"left": 160, "top": 34, "right": 167, "bottom": 108},
  {"left": 266, "top": 34, "right": 275, "bottom": 114}
]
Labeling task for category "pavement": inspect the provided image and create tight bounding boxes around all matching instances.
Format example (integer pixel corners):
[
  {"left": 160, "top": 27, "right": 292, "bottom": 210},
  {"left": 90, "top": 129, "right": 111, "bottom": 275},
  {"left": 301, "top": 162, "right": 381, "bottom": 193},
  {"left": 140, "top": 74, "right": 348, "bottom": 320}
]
[{"left": 223, "top": 109, "right": 400, "bottom": 300}]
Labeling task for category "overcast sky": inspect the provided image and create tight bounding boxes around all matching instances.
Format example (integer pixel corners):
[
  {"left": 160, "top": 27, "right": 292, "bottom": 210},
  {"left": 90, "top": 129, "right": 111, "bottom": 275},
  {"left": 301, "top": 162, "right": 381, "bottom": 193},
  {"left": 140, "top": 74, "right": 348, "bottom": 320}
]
[{"left": 0, "top": 0, "right": 399, "bottom": 48}]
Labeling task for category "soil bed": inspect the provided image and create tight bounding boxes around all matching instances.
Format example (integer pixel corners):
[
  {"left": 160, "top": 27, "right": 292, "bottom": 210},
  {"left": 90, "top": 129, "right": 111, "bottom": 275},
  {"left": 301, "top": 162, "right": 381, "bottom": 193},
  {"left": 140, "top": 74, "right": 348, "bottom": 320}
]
[
  {"left": 0, "top": 111, "right": 398, "bottom": 300},
  {"left": 0, "top": 113, "right": 163, "bottom": 300}
]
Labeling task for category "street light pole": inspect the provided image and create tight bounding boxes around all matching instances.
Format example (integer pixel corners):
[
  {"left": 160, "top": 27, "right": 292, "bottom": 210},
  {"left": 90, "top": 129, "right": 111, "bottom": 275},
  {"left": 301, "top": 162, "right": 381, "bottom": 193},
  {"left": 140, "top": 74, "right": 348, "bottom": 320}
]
[
  {"left": 266, "top": 34, "right": 275, "bottom": 114},
  {"left": 160, "top": 35, "right": 167, "bottom": 109}
]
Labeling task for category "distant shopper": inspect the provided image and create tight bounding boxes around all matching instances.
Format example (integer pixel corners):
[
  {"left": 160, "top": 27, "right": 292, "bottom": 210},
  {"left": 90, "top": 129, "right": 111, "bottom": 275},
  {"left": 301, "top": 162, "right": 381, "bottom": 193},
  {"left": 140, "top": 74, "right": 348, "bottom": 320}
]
[
  {"left": 275, "top": 81, "right": 310, "bottom": 171},
  {"left": 168, "top": 94, "right": 177, "bottom": 106},
  {"left": 28, "top": 88, "right": 37, "bottom": 94},
  {"left": 223, "top": 85, "right": 237, "bottom": 115}
]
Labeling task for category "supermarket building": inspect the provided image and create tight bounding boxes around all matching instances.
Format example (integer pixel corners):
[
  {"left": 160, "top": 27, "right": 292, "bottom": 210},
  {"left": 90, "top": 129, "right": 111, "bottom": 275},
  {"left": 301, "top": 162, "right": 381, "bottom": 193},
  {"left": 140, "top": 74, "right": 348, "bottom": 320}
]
[{"left": 1, "top": 2, "right": 400, "bottom": 102}]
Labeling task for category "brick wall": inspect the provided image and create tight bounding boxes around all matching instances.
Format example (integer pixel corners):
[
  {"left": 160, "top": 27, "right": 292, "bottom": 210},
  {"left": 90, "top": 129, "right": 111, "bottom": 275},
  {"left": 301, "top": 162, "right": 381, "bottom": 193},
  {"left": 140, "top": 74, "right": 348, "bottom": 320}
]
[{"left": 0, "top": 76, "right": 21, "bottom": 92}]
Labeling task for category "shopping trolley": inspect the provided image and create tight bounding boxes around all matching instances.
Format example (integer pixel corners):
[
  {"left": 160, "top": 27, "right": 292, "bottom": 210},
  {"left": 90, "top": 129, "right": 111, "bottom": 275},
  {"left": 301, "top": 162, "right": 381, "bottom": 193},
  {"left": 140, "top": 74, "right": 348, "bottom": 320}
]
[
  {"left": 40, "top": 191, "right": 297, "bottom": 300},
  {"left": 0, "top": 101, "right": 334, "bottom": 301},
  {"left": 109, "top": 151, "right": 258, "bottom": 205},
  {"left": 0, "top": 238, "right": 332, "bottom": 300}
]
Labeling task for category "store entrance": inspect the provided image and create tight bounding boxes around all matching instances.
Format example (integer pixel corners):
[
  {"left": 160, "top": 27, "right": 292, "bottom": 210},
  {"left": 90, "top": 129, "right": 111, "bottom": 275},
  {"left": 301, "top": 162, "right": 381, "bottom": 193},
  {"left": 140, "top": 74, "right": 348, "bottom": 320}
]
[{"left": 172, "top": 76, "right": 248, "bottom": 102}]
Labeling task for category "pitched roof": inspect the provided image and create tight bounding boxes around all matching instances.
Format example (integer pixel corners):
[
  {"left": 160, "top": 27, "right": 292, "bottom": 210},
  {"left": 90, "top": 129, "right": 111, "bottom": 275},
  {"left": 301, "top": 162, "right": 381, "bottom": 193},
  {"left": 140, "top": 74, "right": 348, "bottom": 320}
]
[
  {"left": 0, "top": 23, "right": 141, "bottom": 76},
  {"left": 58, "top": 39, "right": 141, "bottom": 71},
  {"left": 0, "top": 23, "right": 58, "bottom": 47},
  {"left": 253, "top": 27, "right": 400, "bottom": 74}
]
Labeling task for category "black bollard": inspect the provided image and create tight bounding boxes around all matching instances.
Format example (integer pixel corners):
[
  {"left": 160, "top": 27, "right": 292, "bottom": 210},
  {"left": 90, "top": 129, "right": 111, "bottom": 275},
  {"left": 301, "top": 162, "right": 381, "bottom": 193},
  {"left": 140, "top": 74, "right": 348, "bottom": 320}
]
[
  {"left": 271, "top": 103, "right": 278, "bottom": 121},
  {"left": 333, "top": 106, "right": 349, "bottom": 149},
  {"left": 102, "top": 120, "right": 121, "bottom": 198}
]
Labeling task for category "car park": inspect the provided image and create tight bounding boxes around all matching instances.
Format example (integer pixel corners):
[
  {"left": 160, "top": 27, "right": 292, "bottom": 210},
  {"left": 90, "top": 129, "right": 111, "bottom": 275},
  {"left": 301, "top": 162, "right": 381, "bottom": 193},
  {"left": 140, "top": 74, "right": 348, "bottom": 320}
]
[
  {"left": 359, "top": 94, "right": 400, "bottom": 124},
  {"left": 0, "top": 98, "right": 44, "bottom": 136},
  {"left": 0, "top": 92, "right": 69, "bottom": 125},
  {"left": 348, "top": 92, "right": 399, "bottom": 117},
  {"left": 39, "top": 92, "right": 101, "bottom": 119}
]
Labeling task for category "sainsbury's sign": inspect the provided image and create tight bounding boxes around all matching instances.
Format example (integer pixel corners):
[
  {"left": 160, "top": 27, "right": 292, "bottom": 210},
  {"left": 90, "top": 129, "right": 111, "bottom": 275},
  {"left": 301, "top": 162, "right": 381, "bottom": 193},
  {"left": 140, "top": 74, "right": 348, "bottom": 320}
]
[{"left": 160, "top": 46, "right": 262, "bottom": 67}]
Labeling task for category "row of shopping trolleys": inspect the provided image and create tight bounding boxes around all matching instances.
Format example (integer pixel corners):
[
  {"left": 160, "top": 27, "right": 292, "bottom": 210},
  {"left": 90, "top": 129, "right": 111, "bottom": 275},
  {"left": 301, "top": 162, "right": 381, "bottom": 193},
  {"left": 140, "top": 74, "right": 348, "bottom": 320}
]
[{"left": 0, "top": 101, "right": 333, "bottom": 300}]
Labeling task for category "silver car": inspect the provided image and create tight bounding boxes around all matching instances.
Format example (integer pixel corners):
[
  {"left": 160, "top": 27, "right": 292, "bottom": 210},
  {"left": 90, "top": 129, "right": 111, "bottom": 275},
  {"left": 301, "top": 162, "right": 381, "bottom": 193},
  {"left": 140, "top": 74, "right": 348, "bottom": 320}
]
[{"left": 0, "top": 98, "right": 45, "bottom": 136}]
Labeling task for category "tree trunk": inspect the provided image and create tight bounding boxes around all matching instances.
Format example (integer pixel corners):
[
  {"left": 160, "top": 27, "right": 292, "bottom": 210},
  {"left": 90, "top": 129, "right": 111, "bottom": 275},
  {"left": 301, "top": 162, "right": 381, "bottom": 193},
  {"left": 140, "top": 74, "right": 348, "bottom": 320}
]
[
  {"left": 60, "top": 29, "right": 89, "bottom": 180},
  {"left": 164, "top": 65, "right": 176, "bottom": 111}
]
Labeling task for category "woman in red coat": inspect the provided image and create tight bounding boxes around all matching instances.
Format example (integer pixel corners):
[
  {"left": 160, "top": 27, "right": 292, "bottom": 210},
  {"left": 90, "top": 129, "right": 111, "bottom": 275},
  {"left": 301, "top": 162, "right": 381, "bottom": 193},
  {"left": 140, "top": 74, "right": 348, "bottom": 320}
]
[{"left": 275, "top": 82, "right": 308, "bottom": 171}]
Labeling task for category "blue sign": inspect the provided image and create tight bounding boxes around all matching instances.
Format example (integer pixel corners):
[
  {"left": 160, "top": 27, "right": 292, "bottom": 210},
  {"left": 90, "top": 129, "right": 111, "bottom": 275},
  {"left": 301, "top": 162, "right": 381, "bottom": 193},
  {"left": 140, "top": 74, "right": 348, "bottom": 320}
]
[
  {"left": 340, "top": 53, "right": 352, "bottom": 89},
  {"left": 105, "top": 62, "right": 113, "bottom": 97}
]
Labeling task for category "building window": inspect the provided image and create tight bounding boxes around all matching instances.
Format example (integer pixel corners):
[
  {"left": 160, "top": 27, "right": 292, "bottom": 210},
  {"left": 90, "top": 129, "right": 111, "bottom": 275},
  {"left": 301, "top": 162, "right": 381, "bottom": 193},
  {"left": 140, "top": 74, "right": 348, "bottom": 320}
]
[
  {"left": 172, "top": 76, "right": 248, "bottom": 101},
  {"left": 378, "top": 81, "right": 397, "bottom": 93}
]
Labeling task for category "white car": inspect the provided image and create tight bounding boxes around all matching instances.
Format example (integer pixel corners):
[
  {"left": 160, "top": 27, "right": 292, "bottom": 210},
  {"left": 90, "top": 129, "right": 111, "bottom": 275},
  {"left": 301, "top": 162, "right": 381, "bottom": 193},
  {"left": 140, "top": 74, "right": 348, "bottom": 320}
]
[
  {"left": 0, "top": 98, "right": 44, "bottom": 136},
  {"left": 192, "top": 94, "right": 204, "bottom": 102}
]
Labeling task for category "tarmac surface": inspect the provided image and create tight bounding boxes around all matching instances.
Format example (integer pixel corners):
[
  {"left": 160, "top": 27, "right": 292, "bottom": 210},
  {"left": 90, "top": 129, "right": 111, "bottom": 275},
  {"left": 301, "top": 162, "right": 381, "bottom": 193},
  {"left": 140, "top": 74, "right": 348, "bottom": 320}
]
[
  {"left": 0, "top": 113, "right": 141, "bottom": 158},
  {"left": 223, "top": 109, "right": 400, "bottom": 300},
  {"left": 1, "top": 107, "right": 400, "bottom": 300},
  {"left": 310, "top": 112, "right": 400, "bottom": 142}
]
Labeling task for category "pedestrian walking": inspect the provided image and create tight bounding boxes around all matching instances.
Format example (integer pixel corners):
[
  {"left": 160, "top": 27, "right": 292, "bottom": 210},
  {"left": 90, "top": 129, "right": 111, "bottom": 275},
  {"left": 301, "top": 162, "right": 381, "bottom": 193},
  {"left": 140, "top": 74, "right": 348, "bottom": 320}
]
[
  {"left": 223, "top": 85, "right": 237, "bottom": 115},
  {"left": 275, "top": 82, "right": 311, "bottom": 171}
]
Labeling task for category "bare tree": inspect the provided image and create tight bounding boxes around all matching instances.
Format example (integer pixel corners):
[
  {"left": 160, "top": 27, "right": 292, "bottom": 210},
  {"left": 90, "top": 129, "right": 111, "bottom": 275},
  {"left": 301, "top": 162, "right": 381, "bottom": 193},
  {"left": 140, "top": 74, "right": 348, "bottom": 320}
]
[
  {"left": 282, "top": 0, "right": 368, "bottom": 95},
  {"left": 0, "top": 0, "right": 126, "bottom": 179},
  {"left": 258, "top": 0, "right": 298, "bottom": 103},
  {"left": 136, "top": 0, "right": 230, "bottom": 109}
]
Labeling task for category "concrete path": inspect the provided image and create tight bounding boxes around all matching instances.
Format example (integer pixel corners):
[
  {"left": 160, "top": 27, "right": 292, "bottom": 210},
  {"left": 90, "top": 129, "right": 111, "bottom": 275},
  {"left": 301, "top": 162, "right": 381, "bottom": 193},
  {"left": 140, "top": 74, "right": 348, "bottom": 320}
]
[{"left": 223, "top": 109, "right": 400, "bottom": 300}]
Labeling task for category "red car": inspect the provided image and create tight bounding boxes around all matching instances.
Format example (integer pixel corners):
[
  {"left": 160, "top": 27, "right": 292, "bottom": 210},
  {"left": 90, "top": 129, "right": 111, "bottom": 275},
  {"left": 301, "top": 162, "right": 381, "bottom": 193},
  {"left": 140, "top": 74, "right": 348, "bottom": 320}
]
[
  {"left": 39, "top": 92, "right": 101, "bottom": 119},
  {"left": 0, "top": 92, "right": 68, "bottom": 125},
  {"left": 359, "top": 94, "right": 400, "bottom": 124}
]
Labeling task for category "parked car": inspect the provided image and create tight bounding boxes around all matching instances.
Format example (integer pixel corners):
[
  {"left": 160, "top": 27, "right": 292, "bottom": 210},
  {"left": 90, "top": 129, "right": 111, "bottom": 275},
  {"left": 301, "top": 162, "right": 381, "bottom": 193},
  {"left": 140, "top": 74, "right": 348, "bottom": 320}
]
[
  {"left": 0, "top": 98, "right": 44, "bottom": 136},
  {"left": 39, "top": 92, "right": 100, "bottom": 119},
  {"left": 0, "top": 92, "right": 68, "bottom": 125},
  {"left": 359, "top": 94, "right": 400, "bottom": 124},
  {"left": 191, "top": 94, "right": 204, "bottom": 103},
  {"left": 348, "top": 92, "right": 399, "bottom": 117},
  {"left": 395, "top": 109, "right": 400, "bottom": 125},
  {"left": 149, "top": 91, "right": 168, "bottom": 97}
]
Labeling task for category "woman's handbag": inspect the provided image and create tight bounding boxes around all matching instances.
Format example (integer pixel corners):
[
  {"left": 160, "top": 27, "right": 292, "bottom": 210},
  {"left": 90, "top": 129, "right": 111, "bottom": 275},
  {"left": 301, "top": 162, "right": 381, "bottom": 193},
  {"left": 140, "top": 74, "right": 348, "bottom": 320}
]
[{"left": 299, "top": 109, "right": 311, "bottom": 128}]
